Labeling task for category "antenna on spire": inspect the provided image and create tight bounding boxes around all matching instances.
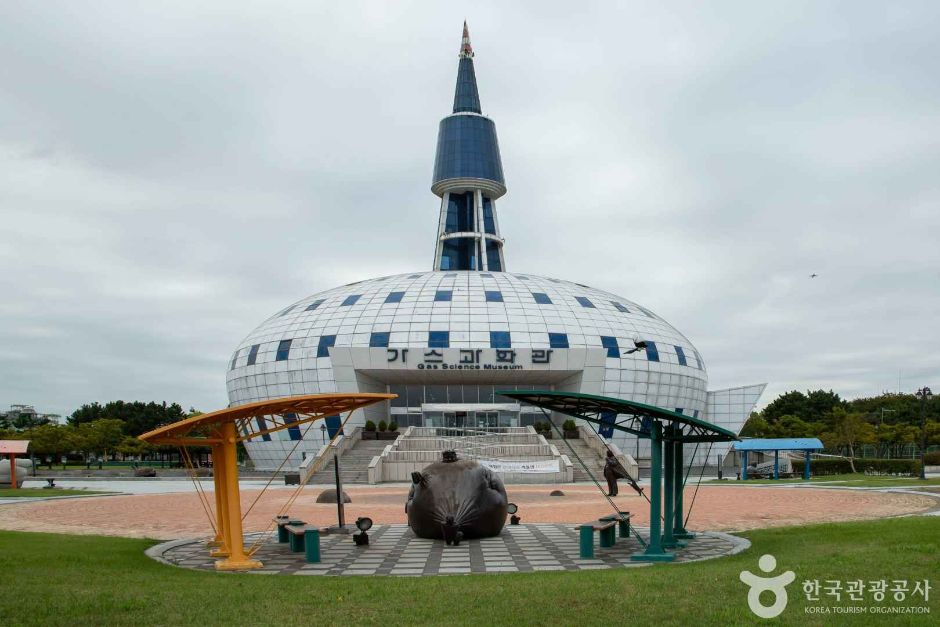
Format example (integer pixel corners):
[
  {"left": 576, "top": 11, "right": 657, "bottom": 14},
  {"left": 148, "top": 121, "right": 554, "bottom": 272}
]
[{"left": 459, "top": 20, "right": 474, "bottom": 58}]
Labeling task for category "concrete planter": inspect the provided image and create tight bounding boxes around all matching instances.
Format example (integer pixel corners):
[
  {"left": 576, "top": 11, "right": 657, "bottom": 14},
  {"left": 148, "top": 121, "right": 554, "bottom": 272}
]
[
  {"left": 377, "top": 431, "right": 400, "bottom": 441},
  {"left": 564, "top": 430, "right": 579, "bottom": 439},
  {"left": 362, "top": 431, "right": 377, "bottom": 440}
]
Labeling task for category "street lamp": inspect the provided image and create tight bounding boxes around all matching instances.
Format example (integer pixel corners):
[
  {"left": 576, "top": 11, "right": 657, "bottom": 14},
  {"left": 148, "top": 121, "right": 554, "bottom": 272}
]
[
  {"left": 320, "top": 422, "right": 327, "bottom": 444},
  {"left": 916, "top": 387, "right": 932, "bottom": 481}
]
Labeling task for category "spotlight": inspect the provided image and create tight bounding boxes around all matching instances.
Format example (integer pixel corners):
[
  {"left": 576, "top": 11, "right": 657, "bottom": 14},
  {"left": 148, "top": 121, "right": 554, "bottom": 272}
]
[
  {"left": 354, "top": 516, "right": 373, "bottom": 546},
  {"left": 507, "top": 502, "right": 520, "bottom": 525}
]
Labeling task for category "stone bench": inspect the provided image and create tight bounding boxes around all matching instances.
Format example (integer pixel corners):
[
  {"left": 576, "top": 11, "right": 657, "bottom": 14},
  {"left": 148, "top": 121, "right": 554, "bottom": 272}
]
[
  {"left": 284, "top": 524, "right": 322, "bottom": 563},
  {"left": 578, "top": 519, "right": 616, "bottom": 559}
]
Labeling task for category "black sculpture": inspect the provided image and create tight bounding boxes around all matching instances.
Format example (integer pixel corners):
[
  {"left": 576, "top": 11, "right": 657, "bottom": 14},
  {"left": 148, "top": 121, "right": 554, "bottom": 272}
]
[{"left": 406, "top": 450, "right": 509, "bottom": 541}]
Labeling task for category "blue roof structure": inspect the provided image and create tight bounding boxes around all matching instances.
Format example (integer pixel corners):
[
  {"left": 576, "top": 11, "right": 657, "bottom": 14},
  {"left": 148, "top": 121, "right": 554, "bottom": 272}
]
[
  {"left": 431, "top": 22, "right": 506, "bottom": 193},
  {"left": 733, "top": 438, "right": 824, "bottom": 451}
]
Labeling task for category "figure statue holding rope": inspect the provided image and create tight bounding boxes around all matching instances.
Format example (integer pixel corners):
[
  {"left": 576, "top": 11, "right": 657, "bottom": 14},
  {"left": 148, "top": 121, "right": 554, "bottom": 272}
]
[{"left": 603, "top": 449, "right": 642, "bottom": 497}]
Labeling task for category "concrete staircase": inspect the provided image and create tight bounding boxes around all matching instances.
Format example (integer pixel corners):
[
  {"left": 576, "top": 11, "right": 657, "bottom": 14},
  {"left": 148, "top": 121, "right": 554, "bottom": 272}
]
[
  {"left": 552, "top": 436, "right": 608, "bottom": 483},
  {"left": 307, "top": 439, "right": 388, "bottom": 485}
]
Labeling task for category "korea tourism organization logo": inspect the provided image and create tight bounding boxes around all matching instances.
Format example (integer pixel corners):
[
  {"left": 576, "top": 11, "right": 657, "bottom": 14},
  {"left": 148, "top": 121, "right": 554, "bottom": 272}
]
[
  {"left": 739, "top": 554, "right": 932, "bottom": 618},
  {"left": 740, "top": 554, "right": 796, "bottom": 618}
]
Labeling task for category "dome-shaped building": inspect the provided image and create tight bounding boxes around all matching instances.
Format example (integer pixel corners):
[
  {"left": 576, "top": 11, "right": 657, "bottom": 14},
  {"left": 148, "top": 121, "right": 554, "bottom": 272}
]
[{"left": 226, "top": 24, "right": 764, "bottom": 471}]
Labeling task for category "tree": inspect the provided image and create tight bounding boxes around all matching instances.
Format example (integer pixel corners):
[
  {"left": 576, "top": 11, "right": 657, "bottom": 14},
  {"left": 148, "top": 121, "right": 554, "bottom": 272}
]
[
  {"left": 821, "top": 408, "right": 876, "bottom": 472},
  {"left": 76, "top": 419, "right": 125, "bottom": 458},
  {"left": 69, "top": 401, "right": 187, "bottom": 436},
  {"left": 25, "top": 424, "right": 73, "bottom": 463}
]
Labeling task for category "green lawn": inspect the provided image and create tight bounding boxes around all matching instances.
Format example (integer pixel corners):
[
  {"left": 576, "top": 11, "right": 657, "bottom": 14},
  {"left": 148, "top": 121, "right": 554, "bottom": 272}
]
[
  {"left": 0, "top": 488, "right": 108, "bottom": 498},
  {"left": 1, "top": 518, "right": 937, "bottom": 626},
  {"left": 726, "top": 474, "right": 940, "bottom": 488}
]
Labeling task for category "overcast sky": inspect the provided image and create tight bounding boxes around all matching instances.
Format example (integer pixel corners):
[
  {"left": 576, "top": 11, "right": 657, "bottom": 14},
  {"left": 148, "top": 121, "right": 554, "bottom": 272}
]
[{"left": 2, "top": 1, "right": 938, "bottom": 417}]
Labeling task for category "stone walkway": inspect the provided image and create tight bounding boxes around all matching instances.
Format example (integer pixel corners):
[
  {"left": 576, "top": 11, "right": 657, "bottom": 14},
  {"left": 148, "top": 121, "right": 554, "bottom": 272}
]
[{"left": 148, "top": 524, "right": 748, "bottom": 576}]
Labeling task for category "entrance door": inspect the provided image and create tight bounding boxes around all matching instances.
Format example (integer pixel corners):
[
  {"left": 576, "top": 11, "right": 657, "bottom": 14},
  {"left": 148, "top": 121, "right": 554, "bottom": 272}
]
[{"left": 476, "top": 411, "right": 499, "bottom": 429}]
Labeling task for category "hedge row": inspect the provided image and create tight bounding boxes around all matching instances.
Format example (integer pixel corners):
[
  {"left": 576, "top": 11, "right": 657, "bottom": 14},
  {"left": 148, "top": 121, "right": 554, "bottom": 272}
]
[
  {"left": 924, "top": 451, "right": 940, "bottom": 466},
  {"left": 792, "top": 458, "right": 922, "bottom": 477}
]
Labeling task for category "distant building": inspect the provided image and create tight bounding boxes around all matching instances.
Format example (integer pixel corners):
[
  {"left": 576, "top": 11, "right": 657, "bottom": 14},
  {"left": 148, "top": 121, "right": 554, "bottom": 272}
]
[
  {"left": 0, "top": 404, "right": 61, "bottom": 430},
  {"left": 225, "top": 24, "right": 766, "bottom": 470}
]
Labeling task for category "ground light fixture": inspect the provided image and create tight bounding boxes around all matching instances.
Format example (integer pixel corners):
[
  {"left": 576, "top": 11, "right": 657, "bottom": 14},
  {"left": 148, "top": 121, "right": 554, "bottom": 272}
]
[
  {"left": 916, "top": 386, "right": 932, "bottom": 480},
  {"left": 507, "top": 502, "right": 520, "bottom": 525},
  {"left": 354, "top": 516, "right": 373, "bottom": 546}
]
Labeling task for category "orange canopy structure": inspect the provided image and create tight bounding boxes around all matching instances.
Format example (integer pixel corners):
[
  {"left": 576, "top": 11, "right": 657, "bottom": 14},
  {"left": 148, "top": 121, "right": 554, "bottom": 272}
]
[{"left": 138, "top": 393, "right": 394, "bottom": 570}]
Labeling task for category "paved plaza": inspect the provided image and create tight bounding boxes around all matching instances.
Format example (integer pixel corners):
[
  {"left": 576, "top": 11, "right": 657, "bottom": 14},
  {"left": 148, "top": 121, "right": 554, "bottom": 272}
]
[
  {"left": 1, "top": 482, "right": 937, "bottom": 540},
  {"left": 148, "top": 524, "right": 748, "bottom": 576}
]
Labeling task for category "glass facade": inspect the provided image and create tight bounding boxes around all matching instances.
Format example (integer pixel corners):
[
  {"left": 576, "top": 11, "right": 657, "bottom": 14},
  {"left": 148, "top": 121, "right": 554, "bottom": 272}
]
[
  {"left": 445, "top": 191, "right": 475, "bottom": 233},
  {"left": 452, "top": 57, "right": 481, "bottom": 113},
  {"left": 387, "top": 383, "right": 550, "bottom": 428},
  {"left": 440, "top": 238, "right": 477, "bottom": 271},
  {"left": 485, "top": 240, "right": 502, "bottom": 271},
  {"left": 432, "top": 115, "right": 505, "bottom": 186},
  {"left": 482, "top": 197, "right": 496, "bottom": 234}
]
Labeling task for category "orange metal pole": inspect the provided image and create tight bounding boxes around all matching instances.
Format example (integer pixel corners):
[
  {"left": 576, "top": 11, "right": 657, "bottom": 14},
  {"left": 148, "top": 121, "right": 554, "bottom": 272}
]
[
  {"left": 214, "top": 422, "right": 261, "bottom": 570},
  {"left": 9, "top": 454, "right": 16, "bottom": 490},
  {"left": 208, "top": 443, "right": 230, "bottom": 556}
]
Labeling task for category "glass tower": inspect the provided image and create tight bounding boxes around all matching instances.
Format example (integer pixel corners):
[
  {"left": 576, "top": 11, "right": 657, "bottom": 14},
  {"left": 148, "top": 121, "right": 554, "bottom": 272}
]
[{"left": 431, "top": 22, "right": 507, "bottom": 272}]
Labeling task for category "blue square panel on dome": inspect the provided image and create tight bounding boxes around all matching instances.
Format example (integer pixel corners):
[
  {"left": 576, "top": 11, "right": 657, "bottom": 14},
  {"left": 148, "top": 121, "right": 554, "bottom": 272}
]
[
  {"left": 275, "top": 339, "right": 292, "bottom": 361},
  {"left": 600, "top": 336, "right": 619, "bottom": 358},
  {"left": 532, "top": 292, "right": 552, "bottom": 304},
  {"left": 611, "top": 301, "right": 629, "bottom": 313},
  {"left": 341, "top": 294, "right": 361, "bottom": 306},
  {"left": 435, "top": 290, "right": 453, "bottom": 302},
  {"left": 247, "top": 344, "right": 260, "bottom": 366},
  {"left": 428, "top": 331, "right": 450, "bottom": 348},
  {"left": 645, "top": 341, "right": 660, "bottom": 362},
  {"left": 369, "top": 332, "right": 390, "bottom": 347},
  {"left": 548, "top": 333, "right": 569, "bottom": 348},
  {"left": 485, "top": 290, "right": 503, "bottom": 302},
  {"left": 490, "top": 331, "right": 511, "bottom": 348},
  {"left": 317, "top": 335, "right": 336, "bottom": 358},
  {"left": 305, "top": 300, "right": 324, "bottom": 311},
  {"left": 674, "top": 345, "right": 688, "bottom": 366},
  {"left": 385, "top": 291, "right": 405, "bottom": 304},
  {"left": 575, "top": 296, "right": 595, "bottom": 308}
]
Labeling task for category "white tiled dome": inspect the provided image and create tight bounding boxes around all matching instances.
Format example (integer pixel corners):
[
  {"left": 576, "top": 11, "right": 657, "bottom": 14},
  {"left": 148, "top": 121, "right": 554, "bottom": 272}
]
[{"left": 226, "top": 271, "right": 708, "bottom": 412}]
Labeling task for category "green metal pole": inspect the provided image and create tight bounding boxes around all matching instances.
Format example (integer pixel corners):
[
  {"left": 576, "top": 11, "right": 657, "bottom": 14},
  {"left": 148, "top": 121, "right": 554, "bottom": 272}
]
[
  {"left": 662, "top": 426, "right": 677, "bottom": 548},
  {"left": 632, "top": 421, "right": 674, "bottom": 562},
  {"left": 673, "top": 437, "right": 693, "bottom": 539}
]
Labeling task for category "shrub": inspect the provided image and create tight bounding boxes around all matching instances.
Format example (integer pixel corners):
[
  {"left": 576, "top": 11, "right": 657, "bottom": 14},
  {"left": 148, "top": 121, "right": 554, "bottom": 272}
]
[
  {"left": 924, "top": 451, "right": 940, "bottom": 466},
  {"left": 562, "top": 419, "right": 576, "bottom": 431},
  {"left": 388, "top": 421, "right": 398, "bottom": 432},
  {"left": 792, "top": 458, "right": 921, "bottom": 477},
  {"left": 364, "top": 420, "right": 376, "bottom": 432},
  {"left": 378, "top": 420, "right": 388, "bottom": 432}
]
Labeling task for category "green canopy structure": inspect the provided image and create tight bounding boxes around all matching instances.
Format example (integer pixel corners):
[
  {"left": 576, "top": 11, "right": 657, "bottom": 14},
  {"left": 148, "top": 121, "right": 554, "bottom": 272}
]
[{"left": 498, "top": 390, "right": 738, "bottom": 562}]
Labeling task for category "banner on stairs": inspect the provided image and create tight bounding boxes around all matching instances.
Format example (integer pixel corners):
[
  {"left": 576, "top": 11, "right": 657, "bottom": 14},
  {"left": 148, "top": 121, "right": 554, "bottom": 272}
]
[{"left": 479, "top": 459, "right": 560, "bottom": 474}]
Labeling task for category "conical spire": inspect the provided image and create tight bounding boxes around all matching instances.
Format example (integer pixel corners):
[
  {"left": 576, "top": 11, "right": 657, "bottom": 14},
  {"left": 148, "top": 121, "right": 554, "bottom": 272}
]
[
  {"left": 459, "top": 20, "right": 474, "bottom": 58},
  {"left": 453, "top": 22, "right": 481, "bottom": 114}
]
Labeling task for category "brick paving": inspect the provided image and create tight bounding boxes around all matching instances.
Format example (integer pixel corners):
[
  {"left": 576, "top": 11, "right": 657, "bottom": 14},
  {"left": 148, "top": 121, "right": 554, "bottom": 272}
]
[
  {"left": 149, "top": 524, "right": 749, "bottom": 576},
  {"left": 0, "top": 484, "right": 936, "bottom": 541}
]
